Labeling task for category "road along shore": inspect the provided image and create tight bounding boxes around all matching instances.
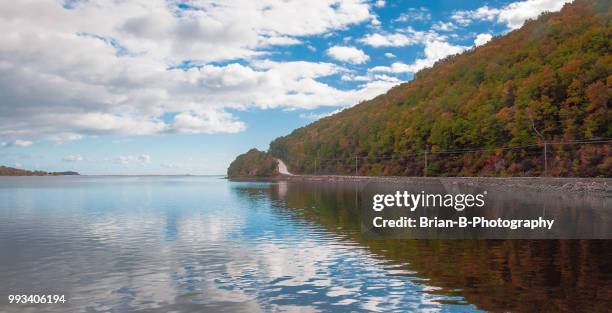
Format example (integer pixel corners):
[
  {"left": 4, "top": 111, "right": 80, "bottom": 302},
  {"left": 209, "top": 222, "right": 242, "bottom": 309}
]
[{"left": 270, "top": 175, "right": 611, "bottom": 197}]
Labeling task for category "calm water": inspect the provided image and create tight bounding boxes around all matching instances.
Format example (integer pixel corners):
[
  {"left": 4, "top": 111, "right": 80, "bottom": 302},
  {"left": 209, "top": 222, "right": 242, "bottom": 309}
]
[{"left": 0, "top": 176, "right": 610, "bottom": 312}]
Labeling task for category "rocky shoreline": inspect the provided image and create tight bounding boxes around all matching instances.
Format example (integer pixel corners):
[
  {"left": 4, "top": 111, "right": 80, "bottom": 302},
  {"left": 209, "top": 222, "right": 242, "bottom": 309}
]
[{"left": 256, "top": 175, "right": 612, "bottom": 197}]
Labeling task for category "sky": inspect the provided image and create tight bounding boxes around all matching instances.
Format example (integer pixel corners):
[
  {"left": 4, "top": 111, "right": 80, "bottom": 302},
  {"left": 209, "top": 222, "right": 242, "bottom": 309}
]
[{"left": 0, "top": 0, "right": 572, "bottom": 175}]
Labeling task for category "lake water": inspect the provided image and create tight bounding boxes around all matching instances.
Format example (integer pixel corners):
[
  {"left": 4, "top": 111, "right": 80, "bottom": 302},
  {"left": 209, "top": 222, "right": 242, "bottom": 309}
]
[{"left": 0, "top": 176, "right": 610, "bottom": 312}]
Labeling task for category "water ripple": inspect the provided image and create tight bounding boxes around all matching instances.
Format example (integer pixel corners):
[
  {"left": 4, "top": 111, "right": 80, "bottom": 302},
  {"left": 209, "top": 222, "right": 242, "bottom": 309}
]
[{"left": 0, "top": 177, "right": 485, "bottom": 312}]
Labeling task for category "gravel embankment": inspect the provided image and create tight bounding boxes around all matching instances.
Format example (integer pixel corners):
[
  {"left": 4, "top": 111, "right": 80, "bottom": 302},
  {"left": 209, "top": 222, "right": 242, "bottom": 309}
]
[{"left": 275, "top": 175, "right": 611, "bottom": 197}]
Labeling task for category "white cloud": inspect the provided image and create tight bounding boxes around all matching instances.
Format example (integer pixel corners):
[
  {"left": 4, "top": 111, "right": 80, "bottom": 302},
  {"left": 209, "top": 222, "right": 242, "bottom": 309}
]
[
  {"left": 431, "top": 22, "right": 457, "bottom": 32},
  {"left": 15, "top": 140, "right": 33, "bottom": 147},
  {"left": 115, "top": 154, "right": 151, "bottom": 165},
  {"left": 2, "top": 140, "right": 34, "bottom": 148},
  {"left": 47, "top": 133, "right": 83, "bottom": 143},
  {"left": 62, "top": 155, "right": 83, "bottom": 162},
  {"left": 360, "top": 33, "right": 412, "bottom": 47},
  {"left": 395, "top": 7, "right": 431, "bottom": 22},
  {"left": 374, "top": 1, "right": 386, "bottom": 8},
  {"left": 451, "top": 12, "right": 473, "bottom": 26},
  {"left": 498, "top": 0, "right": 572, "bottom": 29},
  {"left": 341, "top": 74, "right": 370, "bottom": 81},
  {"left": 259, "top": 36, "right": 301, "bottom": 46},
  {"left": 300, "top": 108, "right": 344, "bottom": 120},
  {"left": 326, "top": 46, "right": 370, "bottom": 64},
  {"left": 115, "top": 156, "right": 130, "bottom": 165},
  {"left": 0, "top": 0, "right": 378, "bottom": 143},
  {"left": 368, "top": 65, "right": 393, "bottom": 72},
  {"left": 384, "top": 52, "right": 396, "bottom": 58},
  {"left": 474, "top": 33, "right": 493, "bottom": 46},
  {"left": 138, "top": 155, "right": 151, "bottom": 164},
  {"left": 359, "top": 27, "right": 443, "bottom": 47},
  {"left": 370, "top": 40, "right": 468, "bottom": 73},
  {"left": 452, "top": 0, "right": 572, "bottom": 29},
  {"left": 301, "top": 73, "right": 400, "bottom": 120},
  {"left": 341, "top": 72, "right": 400, "bottom": 83},
  {"left": 171, "top": 111, "right": 246, "bottom": 134},
  {"left": 371, "top": 15, "right": 382, "bottom": 27},
  {"left": 452, "top": 6, "right": 500, "bottom": 26}
]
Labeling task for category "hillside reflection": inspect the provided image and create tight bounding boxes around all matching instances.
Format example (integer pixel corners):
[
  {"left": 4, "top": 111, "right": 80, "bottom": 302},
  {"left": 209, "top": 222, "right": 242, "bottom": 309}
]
[{"left": 234, "top": 181, "right": 612, "bottom": 313}]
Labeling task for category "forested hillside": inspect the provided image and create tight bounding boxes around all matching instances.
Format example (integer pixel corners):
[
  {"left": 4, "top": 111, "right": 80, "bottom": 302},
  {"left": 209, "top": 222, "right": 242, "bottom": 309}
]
[
  {"left": 236, "top": 0, "right": 611, "bottom": 177},
  {"left": 227, "top": 149, "right": 278, "bottom": 178}
]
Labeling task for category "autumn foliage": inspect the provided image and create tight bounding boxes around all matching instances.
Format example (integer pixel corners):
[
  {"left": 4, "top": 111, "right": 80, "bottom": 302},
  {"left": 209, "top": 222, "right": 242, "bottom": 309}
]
[
  {"left": 227, "top": 148, "right": 278, "bottom": 178},
  {"left": 265, "top": 0, "right": 610, "bottom": 177}
]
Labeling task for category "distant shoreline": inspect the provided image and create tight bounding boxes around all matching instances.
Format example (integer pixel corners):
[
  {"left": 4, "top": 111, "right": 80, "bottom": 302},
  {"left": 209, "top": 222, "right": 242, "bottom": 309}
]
[{"left": 0, "top": 165, "right": 79, "bottom": 176}]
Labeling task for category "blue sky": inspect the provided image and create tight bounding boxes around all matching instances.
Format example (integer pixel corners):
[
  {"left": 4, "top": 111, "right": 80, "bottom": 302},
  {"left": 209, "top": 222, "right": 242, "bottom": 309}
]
[{"left": 0, "top": 0, "right": 571, "bottom": 174}]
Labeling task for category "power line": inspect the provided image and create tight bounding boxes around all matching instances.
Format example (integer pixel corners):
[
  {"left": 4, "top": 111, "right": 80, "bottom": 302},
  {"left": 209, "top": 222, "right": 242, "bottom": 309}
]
[{"left": 304, "top": 138, "right": 611, "bottom": 162}]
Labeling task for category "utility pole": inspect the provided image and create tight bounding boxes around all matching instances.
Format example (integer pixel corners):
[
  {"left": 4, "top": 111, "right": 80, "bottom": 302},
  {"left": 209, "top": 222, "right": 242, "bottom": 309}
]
[
  {"left": 316, "top": 150, "right": 319, "bottom": 175},
  {"left": 424, "top": 150, "right": 428, "bottom": 177},
  {"left": 355, "top": 156, "right": 358, "bottom": 176},
  {"left": 543, "top": 141, "right": 547, "bottom": 177},
  {"left": 528, "top": 111, "right": 547, "bottom": 177}
]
